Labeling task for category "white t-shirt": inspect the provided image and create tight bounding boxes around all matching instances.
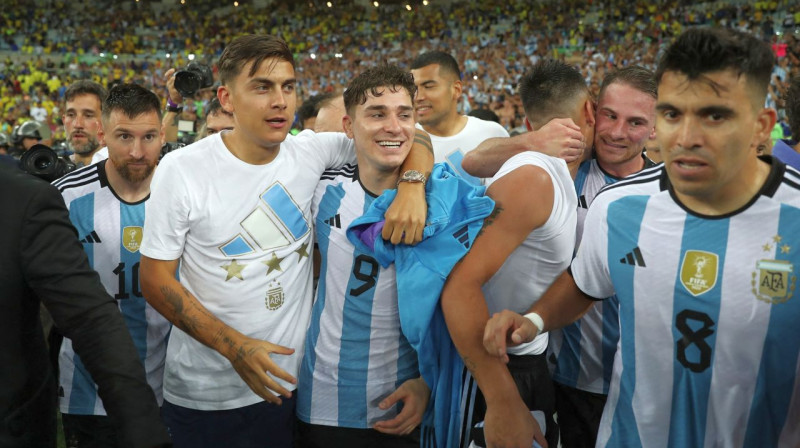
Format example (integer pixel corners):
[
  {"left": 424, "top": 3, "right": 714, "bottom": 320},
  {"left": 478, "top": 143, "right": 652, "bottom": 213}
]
[
  {"left": 90, "top": 146, "right": 108, "bottom": 164},
  {"left": 140, "top": 131, "right": 355, "bottom": 410},
  {"left": 482, "top": 152, "right": 577, "bottom": 356},
  {"left": 418, "top": 116, "right": 509, "bottom": 185}
]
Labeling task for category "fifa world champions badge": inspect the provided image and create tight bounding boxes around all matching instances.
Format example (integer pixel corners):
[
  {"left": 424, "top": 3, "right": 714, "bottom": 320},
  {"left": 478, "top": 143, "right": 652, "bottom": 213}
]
[
  {"left": 752, "top": 235, "right": 795, "bottom": 304},
  {"left": 122, "top": 226, "right": 143, "bottom": 253},
  {"left": 680, "top": 250, "right": 719, "bottom": 296}
]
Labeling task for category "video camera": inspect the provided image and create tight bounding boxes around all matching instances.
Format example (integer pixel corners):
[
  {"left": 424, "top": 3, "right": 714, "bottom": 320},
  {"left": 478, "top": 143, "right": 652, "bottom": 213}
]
[
  {"left": 174, "top": 62, "right": 214, "bottom": 98},
  {"left": 20, "top": 144, "right": 77, "bottom": 182}
]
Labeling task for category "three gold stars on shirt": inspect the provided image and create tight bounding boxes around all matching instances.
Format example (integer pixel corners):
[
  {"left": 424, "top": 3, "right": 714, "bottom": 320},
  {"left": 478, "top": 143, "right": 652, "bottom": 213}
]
[
  {"left": 221, "top": 243, "right": 311, "bottom": 281},
  {"left": 763, "top": 235, "right": 791, "bottom": 254}
]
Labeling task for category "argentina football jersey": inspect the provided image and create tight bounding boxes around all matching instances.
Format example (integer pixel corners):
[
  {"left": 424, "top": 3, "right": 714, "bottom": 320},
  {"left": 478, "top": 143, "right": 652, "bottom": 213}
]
[
  {"left": 53, "top": 162, "right": 171, "bottom": 415},
  {"left": 571, "top": 159, "right": 800, "bottom": 447},
  {"left": 298, "top": 164, "right": 419, "bottom": 428}
]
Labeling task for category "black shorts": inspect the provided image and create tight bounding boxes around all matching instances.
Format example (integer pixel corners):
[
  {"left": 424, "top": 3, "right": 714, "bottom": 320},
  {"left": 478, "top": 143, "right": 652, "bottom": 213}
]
[
  {"left": 295, "top": 418, "right": 419, "bottom": 448},
  {"left": 554, "top": 382, "right": 607, "bottom": 448},
  {"left": 161, "top": 396, "right": 296, "bottom": 448},
  {"left": 460, "top": 352, "right": 558, "bottom": 448}
]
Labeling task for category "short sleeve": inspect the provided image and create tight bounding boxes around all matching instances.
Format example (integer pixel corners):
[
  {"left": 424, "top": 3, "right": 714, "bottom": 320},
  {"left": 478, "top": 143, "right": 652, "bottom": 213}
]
[
  {"left": 570, "top": 196, "right": 615, "bottom": 299},
  {"left": 140, "top": 155, "right": 191, "bottom": 260},
  {"left": 301, "top": 131, "right": 356, "bottom": 170}
]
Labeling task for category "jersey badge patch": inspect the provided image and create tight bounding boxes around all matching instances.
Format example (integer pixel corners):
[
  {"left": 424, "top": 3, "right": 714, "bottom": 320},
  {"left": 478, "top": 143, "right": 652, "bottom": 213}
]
[
  {"left": 680, "top": 250, "right": 718, "bottom": 296},
  {"left": 122, "top": 226, "right": 143, "bottom": 253},
  {"left": 266, "top": 280, "right": 284, "bottom": 311},
  {"left": 751, "top": 235, "right": 795, "bottom": 304}
]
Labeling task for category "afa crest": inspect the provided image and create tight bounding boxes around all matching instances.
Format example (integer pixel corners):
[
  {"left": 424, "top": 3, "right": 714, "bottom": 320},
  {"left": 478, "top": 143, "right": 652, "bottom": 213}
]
[
  {"left": 122, "top": 226, "right": 143, "bottom": 253},
  {"left": 751, "top": 235, "right": 795, "bottom": 304},
  {"left": 265, "top": 281, "right": 284, "bottom": 311},
  {"left": 680, "top": 250, "right": 718, "bottom": 296},
  {"left": 752, "top": 260, "right": 795, "bottom": 304}
]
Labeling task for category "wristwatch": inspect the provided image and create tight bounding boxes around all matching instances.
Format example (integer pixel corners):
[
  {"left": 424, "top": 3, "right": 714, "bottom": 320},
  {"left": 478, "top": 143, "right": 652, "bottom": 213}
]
[{"left": 396, "top": 170, "right": 426, "bottom": 187}]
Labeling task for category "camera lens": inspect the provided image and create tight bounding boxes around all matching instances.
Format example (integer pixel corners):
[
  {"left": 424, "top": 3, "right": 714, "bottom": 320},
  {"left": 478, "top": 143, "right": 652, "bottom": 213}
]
[
  {"left": 34, "top": 156, "right": 52, "bottom": 171},
  {"left": 174, "top": 71, "right": 201, "bottom": 98}
]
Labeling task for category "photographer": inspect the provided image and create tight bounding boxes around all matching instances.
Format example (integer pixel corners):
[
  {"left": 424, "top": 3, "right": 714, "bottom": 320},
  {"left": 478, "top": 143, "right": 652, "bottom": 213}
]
[{"left": 162, "top": 63, "right": 214, "bottom": 144}]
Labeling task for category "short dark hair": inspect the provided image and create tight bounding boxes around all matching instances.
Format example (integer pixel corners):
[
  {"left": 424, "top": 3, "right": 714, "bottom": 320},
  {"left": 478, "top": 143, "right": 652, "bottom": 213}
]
[
  {"left": 64, "top": 80, "right": 107, "bottom": 109},
  {"left": 410, "top": 51, "right": 461, "bottom": 80},
  {"left": 218, "top": 34, "right": 295, "bottom": 86},
  {"left": 468, "top": 108, "right": 500, "bottom": 123},
  {"left": 655, "top": 27, "right": 774, "bottom": 102},
  {"left": 207, "top": 97, "right": 232, "bottom": 118},
  {"left": 599, "top": 66, "right": 657, "bottom": 102},
  {"left": 344, "top": 65, "right": 416, "bottom": 116},
  {"left": 786, "top": 75, "right": 800, "bottom": 140},
  {"left": 102, "top": 83, "right": 162, "bottom": 122},
  {"left": 518, "top": 60, "right": 588, "bottom": 128},
  {"left": 297, "top": 93, "right": 331, "bottom": 127}
]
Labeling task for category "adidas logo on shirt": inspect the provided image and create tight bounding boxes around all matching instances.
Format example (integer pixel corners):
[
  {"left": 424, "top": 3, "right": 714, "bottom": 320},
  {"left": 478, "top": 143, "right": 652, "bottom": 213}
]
[
  {"left": 80, "top": 230, "right": 102, "bottom": 244},
  {"left": 619, "top": 246, "right": 646, "bottom": 267},
  {"left": 324, "top": 214, "right": 341, "bottom": 229},
  {"left": 453, "top": 225, "right": 470, "bottom": 249}
]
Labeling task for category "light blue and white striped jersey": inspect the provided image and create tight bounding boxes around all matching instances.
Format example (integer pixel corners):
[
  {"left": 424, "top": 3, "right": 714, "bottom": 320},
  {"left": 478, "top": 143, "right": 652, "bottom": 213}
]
[
  {"left": 53, "top": 161, "right": 171, "bottom": 416},
  {"left": 572, "top": 158, "right": 800, "bottom": 447},
  {"left": 549, "top": 157, "right": 654, "bottom": 394},
  {"left": 298, "top": 165, "right": 419, "bottom": 428}
]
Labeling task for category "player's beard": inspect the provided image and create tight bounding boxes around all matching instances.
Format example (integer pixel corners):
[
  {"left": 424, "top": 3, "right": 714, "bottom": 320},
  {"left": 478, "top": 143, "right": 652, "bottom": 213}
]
[
  {"left": 68, "top": 135, "right": 100, "bottom": 155},
  {"left": 113, "top": 158, "right": 156, "bottom": 183}
]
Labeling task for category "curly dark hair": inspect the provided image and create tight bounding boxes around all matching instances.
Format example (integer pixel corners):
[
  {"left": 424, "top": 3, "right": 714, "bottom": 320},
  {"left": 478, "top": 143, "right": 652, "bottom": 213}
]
[{"left": 343, "top": 65, "right": 416, "bottom": 115}]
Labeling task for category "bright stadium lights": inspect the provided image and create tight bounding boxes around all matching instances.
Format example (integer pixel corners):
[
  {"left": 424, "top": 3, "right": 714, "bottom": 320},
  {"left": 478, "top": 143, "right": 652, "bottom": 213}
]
[
  {"left": 405, "top": 4, "right": 411, "bottom": 10},
  {"left": 422, "top": 0, "right": 428, "bottom": 5},
  {"left": 180, "top": 0, "right": 185, "bottom": 4},
  {"left": 373, "top": 1, "right": 379, "bottom": 6},
  {"left": 188, "top": 54, "right": 196, "bottom": 61},
  {"left": 473, "top": 75, "right": 478, "bottom": 80},
  {"left": 327, "top": 1, "right": 332, "bottom": 7},
  {"left": 335, "top": 53, "right": 343, "bottom": 58},
  {"left": 99, "top": 52, "right": 105, "bottom": 57},
  {"left": 234, "top": 1, "right": 239, "bottom": 5},
  {"left": 310, "top": 53, "right": 317, "bottom": 59},
  {"left": 113, "top": 54, "right": 118, "bottom": 60}
]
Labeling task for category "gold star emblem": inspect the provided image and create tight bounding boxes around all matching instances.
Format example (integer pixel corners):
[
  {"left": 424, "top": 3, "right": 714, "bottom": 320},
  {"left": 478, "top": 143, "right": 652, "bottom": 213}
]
[
  {"left": 781, "top": 244, "right": 791, "bottom": 254},
  {"left": 262, "top": 252, "right": 285, "bottom": 274},
  {"left": 763, "top": 243, "right": 773, "bottom": 252},
  {"left": 221, "top": 259, "right": 246, "bottom": 281},
  {"left": 773, "top": 235, "right": 783, "bottom": 243},
  {"left": 295, "top": 242, "right": 310, "bottom": 261}
]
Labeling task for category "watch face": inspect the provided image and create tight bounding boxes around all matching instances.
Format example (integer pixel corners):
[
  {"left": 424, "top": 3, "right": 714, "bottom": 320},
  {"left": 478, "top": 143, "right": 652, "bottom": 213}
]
[{"left": 403, "top": 170, "right": 425, "bottom": 182}]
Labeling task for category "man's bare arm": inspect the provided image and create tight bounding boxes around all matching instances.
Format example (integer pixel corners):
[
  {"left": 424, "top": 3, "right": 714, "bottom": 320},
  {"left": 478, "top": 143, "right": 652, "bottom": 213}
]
[
  {"left": 462, "top": 118, "right": 584, "bottom": 178},
  {"left": 441, "top": 165, "right": 557, "bottom": 448},
  {"left": 162, "top": 68, "right": 182, "bottom": 143},
  {"left": 382, "top": 130, "right": 434, "bottom": 245},
  {"left": 140, "top": 256, "right": 296, "bottom": 404}
]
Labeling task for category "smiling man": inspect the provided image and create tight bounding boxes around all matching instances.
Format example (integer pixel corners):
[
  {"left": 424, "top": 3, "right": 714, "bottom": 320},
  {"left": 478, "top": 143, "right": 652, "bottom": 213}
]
[
  {"left": 297, "top": 64, "right": 429, "bottom": 448},
  {"left": 410, "top": 51, "right": 508, "bottom": 184},
  {"left": 484, "top": 27, "right": 800, "bottom": 447},
  {"left": 62, "top": 81, "right": 107, "bottom": 167},
  {"left": 139, "top": 35, "right": 432, "bottom": 448}
]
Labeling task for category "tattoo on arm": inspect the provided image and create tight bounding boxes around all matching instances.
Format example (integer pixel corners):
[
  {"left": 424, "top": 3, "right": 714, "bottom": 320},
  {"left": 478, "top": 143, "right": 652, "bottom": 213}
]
[
  {"left": 476, "top": 204, "right": 504, "bottom": 238},
  {"left": 414, "top": 133, "right": 434, "bottom": 155},
  {"left": 159, "top": 284, "right": 206, "bottom": 337}
]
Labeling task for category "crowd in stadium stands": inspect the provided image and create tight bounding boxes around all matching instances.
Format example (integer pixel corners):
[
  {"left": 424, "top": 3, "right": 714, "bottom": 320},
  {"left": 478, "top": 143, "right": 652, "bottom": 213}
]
[{"left": 0, "top": 0, "right": 798, "bottom": 149}]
